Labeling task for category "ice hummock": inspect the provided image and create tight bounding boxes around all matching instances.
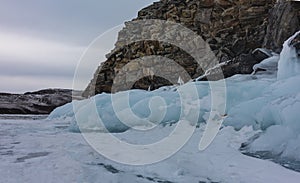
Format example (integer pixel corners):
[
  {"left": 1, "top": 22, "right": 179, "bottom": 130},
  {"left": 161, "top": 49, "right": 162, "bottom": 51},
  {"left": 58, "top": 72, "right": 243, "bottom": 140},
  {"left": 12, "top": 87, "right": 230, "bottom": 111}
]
[
  {"left": 278, "top": 31, "right": 300, "bottom": 80},
  {"left": 224, "top": 31, "right": 300, "bottom": 162},
  {"left": 49, "top": 31, "right": 300, "bottom": 163}
]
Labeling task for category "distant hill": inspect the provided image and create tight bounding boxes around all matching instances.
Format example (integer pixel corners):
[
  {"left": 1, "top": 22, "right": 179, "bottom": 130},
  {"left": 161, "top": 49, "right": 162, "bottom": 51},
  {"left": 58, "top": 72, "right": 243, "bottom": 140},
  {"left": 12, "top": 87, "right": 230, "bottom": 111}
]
[{"left": 0, "top": 89, "right": 82, "bottom": 114}]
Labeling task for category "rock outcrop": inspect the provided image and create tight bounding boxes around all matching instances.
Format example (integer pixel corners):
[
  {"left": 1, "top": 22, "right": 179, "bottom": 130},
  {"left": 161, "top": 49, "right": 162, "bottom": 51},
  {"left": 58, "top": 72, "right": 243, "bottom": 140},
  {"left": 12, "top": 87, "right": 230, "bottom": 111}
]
[
  {"left": 263, "top": 0, "right": 300, "bottom": 52},
  {"left": 0, "top": 89, "right": 80, "bottom": 114},
  {"left": 83, "top": 0, "right": 300, "bottom": 97}
]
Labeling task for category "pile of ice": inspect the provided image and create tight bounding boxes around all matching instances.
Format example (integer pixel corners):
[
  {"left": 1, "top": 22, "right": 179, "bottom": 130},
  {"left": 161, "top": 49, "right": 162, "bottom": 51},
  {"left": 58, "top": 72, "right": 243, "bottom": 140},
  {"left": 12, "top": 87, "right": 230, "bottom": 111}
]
[
  {"left": 228, "top": 31, "right": 300, "bottom": 161},
  {"left": 49, "top": 31, "right": 300, "bottom": 161}
]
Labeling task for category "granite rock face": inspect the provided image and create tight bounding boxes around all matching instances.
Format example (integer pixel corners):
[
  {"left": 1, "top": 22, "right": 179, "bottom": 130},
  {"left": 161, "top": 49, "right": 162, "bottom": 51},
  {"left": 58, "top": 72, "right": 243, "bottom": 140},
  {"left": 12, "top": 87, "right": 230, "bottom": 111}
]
[{"left": 83, "top": 0, "right": 300, "bottom": 97}]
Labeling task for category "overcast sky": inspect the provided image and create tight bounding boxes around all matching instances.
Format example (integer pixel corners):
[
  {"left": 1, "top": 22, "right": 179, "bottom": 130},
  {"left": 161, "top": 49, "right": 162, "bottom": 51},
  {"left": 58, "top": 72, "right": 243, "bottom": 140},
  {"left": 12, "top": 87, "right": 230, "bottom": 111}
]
[{"left": 0, "top": 0, "right": 156, "bottom": 93}]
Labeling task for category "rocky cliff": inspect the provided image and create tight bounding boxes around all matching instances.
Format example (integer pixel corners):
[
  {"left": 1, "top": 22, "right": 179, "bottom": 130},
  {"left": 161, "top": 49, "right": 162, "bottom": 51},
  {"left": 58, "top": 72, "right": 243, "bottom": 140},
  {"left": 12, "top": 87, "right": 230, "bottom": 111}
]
[{"left": 83, "top": 0, "right": 300, "bottom": 97}]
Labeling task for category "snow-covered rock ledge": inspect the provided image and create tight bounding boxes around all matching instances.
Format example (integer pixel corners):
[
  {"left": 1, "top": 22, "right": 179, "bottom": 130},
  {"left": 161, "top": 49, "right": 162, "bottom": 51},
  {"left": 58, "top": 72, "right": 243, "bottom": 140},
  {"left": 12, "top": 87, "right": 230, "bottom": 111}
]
[{"left": 0, "top": 89, "right": 81, "bottom": 114}]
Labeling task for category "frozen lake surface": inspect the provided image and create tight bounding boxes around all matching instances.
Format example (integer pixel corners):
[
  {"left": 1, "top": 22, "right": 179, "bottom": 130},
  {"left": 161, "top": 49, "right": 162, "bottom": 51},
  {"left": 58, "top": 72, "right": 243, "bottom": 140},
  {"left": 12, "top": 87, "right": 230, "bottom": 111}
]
[{"left": 1, "top": 116, "right": 300, "bottom": 183}]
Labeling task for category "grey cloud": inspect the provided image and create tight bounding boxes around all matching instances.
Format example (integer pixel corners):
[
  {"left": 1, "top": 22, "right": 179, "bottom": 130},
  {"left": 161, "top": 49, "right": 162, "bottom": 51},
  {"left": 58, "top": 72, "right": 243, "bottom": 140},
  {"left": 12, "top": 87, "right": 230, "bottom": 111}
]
[
  {"left": 0, "top": 60, "right": 76, "bottom": 78},
  {"left": 0, "top": 0, "right": 156, "bottom": 45},
  {"left": 0, "top": 0, "right": 157, "bottom": 92}
]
